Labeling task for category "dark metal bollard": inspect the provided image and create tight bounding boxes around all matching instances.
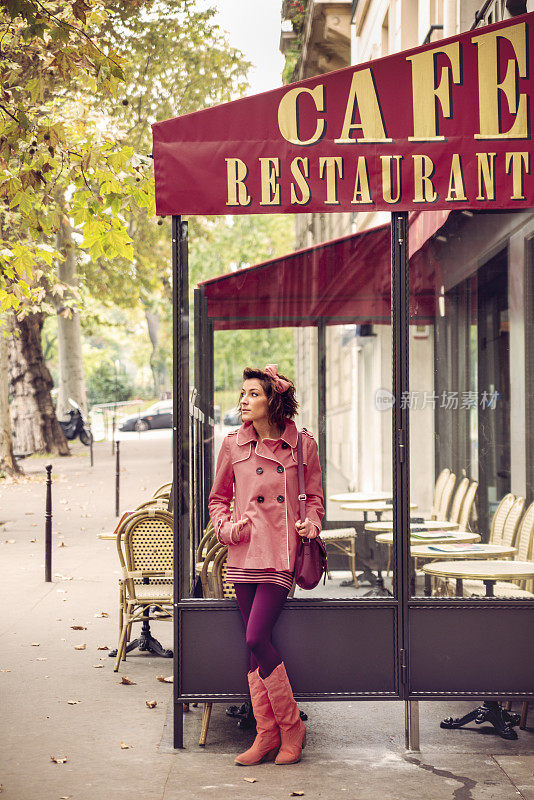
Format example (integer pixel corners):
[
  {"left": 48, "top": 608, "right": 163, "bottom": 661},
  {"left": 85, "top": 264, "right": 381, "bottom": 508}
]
[
  {"left": 45, "top": 464, "right": 52, "bottom": 582},
  {"left": 115, "top": 440, "right": 120, "bottom": 517},
  {"left": 90, "top": 431, "right": 94, "bottom": 467}
]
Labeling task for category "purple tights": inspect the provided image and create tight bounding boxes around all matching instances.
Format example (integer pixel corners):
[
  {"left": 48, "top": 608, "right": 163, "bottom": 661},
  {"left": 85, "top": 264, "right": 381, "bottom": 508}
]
[{"left": 234, "top": 582, "right": 289, "bottom": 679}]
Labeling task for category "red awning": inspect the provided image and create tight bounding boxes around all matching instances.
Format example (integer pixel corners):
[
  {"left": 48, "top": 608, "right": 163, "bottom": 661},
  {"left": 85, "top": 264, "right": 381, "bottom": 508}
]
[{"left": 201, "top": 213, "right": 447, "bottom": 331}]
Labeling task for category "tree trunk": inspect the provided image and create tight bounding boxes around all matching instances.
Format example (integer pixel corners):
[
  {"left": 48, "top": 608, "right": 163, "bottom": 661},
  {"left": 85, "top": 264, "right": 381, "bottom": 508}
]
[
  {"left": 8, "top": 313, "right": 70, "bottom": 456},
  {"left": 55, "top": 214, "right": 87, "bottom": 418},
  {"left": 0, "top": 325, "right": 22, "bottom": 474}
]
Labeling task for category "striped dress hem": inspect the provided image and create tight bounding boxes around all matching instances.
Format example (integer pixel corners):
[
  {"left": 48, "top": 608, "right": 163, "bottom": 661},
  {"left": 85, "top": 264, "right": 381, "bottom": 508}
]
[{"left": 226, "top": 567, "right": 294, "bottom": 591}]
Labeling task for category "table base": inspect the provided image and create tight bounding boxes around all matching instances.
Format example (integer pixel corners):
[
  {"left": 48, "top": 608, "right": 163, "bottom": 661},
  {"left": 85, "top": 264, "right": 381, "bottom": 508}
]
[
  {"left": 109, "top": 618, "right": 173, "bottom": 660},
  {"left": 441, "top": 701, "right": 520, "bottom": 740}
]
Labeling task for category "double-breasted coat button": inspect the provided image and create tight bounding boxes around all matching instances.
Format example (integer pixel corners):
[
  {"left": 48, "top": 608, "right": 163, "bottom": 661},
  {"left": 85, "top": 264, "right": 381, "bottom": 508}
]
[
  {"left": 276, "top": 465, "right": 284, "bottom": 473},
  {"left": 281, "top": 442, "right": 289, "bottom": 449},
  {"left": 277, "top": 495, "right": 284, "bottom": 503},
  {"left": 257, "top": 495, "right": 264, "bottom": 503},
  {"left": 256, "top": 467, "right": 263, "bottom": 474}
]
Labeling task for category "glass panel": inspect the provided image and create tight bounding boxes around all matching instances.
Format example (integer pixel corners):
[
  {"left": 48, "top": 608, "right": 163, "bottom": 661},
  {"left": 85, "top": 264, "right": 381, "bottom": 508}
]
[
  {"left": 323, "top": 323, "right": 394, "bottom": 599},
  {"left": 409, "top": 213, "right": 534, "bottom": 601},
  {"left": 189, "top": 214, "right": 394, "bottom": 600}
]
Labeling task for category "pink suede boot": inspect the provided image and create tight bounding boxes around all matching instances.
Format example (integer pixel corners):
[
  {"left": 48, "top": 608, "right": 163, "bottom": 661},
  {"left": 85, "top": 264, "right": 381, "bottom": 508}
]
[
  {"left": 234, "top": 668, "right": 281, "bottom": 766},
  {"left": 262, "top": 662, "right": 306, "bottom": 765}
]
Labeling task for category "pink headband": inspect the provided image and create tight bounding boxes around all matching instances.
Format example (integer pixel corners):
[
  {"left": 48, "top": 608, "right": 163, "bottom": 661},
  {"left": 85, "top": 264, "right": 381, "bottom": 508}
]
[{"left": 263, "top": 364, "right": 291, "bottom": 393}]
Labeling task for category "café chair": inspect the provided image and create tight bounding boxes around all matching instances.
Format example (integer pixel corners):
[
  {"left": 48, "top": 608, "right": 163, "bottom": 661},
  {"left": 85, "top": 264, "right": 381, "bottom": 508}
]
[
  {"left": 200, "top": 542, "right": 224, "bottom": 598},
  {"left": 448, "top": 477, "right": 470, "bottom": 524},
  {"left": 153, "top": 481, "right": 172, "bottom": 499},
  {"left": 114, "top": 509, "right": 174, "bottom": 672},
  {"left": 430, "top": 468, "right": 451, "bottom": 520},
  {"left": 135, "top": 497, "right": 168, "bottom": 512},
  {"left": 436, "top": 472, "right": 456, "bottom": 520},
  {"left": 465, "top": 497, "right": 532, "bottom": 599},
  {"left": 320, "top": 527, "right": 358, "bottom": 586},
  {"left": 489, "top": 494, "right": 515, "bottom": 544},
  {"left": 457, "top": 480, "right": 478, "bottom": 531}
]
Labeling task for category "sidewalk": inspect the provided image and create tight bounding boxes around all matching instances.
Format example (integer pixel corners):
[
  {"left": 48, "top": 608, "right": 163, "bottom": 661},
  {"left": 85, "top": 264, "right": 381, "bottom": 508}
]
[{"left": 0, "top": 437, "right": 533, "bottom": 800}]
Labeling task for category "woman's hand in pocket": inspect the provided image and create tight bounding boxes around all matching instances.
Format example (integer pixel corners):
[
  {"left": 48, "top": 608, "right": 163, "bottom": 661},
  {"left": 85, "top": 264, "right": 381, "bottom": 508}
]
[{"left": 230, "top": 517, "right": 251, "bottom": 544}]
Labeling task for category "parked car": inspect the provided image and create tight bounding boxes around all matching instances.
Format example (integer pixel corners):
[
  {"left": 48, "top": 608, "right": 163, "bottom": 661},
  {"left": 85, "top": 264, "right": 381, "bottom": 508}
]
[
  {"left": 223, "top": 407, "right": 241, "bottom": 427},
  {"left": 118, "top": 401, "right": 173, "bottom": 432}
]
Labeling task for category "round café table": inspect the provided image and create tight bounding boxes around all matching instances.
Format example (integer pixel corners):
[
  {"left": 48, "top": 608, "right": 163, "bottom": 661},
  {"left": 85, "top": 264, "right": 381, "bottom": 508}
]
[
  {"left": 410, "top": 543, "right": 516, "bottom": 596},
  {"left": 422, "top": 560, "right": 534, "bottom": 597},
  {"left": 367, "top": 519, "right": 460, "bottom": 536},
  {"left": 369, "top": 525, "right": 474, "bottom": 596}
]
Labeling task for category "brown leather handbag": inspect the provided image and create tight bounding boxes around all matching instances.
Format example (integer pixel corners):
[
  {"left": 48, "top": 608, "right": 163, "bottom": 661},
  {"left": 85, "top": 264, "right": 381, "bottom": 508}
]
[{"left": 293, "top": 431, "right": 327, "bottom": 590}]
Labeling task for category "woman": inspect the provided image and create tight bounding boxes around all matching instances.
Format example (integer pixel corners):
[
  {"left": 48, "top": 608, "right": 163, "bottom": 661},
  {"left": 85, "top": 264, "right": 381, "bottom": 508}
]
[{"left": 208, "top": 364, "right": 324, "bottom": 766}]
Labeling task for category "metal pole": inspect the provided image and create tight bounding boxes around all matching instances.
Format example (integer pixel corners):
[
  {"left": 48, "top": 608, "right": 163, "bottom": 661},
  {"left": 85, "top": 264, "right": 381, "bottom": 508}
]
[
  {"left": 115, "top": 440, "right": 120, "bottom": 517},
  {"left": 172, "top": 215, "right": 189, "bottom": 749},
  {"left": 45, "top": 464, "right": 52, "bottom": 582},
  {"left": 317, "top": 320, "right": 327, "bottom": 517},
  {"left": 390, "top": 211, "right": 417, "bottom": 750},
  {"left": 90, "top": 430, "right": 94, "bottom": 467},
  {"left": 112, "top": 410, "right": 116, "bottom": 455},
  {"left": 405, "top": 700, "right": 420, "bottom": 752}
]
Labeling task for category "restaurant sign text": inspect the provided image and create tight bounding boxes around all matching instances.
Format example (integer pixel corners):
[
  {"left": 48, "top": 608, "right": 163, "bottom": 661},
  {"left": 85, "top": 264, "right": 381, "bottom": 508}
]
[{"left": 153, "top": 13, "right": 534, "bottom": 215}]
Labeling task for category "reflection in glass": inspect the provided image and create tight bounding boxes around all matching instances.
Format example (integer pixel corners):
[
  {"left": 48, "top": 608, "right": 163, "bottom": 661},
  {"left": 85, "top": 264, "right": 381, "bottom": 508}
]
[
  {"left": 409, "top": 212, "right": 534, "bottom": 600},
  {"left": 190, "top": 223, "right": 395, "bottom": 600}
]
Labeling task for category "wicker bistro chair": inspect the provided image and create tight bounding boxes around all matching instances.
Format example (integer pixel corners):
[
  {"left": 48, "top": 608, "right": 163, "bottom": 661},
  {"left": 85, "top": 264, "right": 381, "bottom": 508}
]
[
  {"left": 152, "top": 481, "right": 172, "bottom": 499},
  {"left": 431, "top": 468, "right": 451, "bottom": 520},
  {"left": 448, "top": 477, "right": 470, "bottom": 524},
  {"left": 457, "top": 481, "right": 478, "bottom": 531},
  {"left": 489, "top": 493, "right": 515, "bottom": 545},
  {"left": 135, "top": 497, "right": 169, "bottom": 513},
  {"left": 114, "top": 509, "right": 174, "bottom": 672},
  {"left": 464, "top": 497, "right": 531, "bottom": 599},
  {"left": 436, "top": 473, "right": 456, "bottom": 520},
  {"left": 320, "top": 528, "right": 358, "bottom": 586}
]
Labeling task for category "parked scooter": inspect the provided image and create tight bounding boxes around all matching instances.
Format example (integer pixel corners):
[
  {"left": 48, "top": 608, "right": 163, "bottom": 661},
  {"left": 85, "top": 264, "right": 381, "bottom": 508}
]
[{"left": 59, "top": 398, "right": 92, "bottom": 446}]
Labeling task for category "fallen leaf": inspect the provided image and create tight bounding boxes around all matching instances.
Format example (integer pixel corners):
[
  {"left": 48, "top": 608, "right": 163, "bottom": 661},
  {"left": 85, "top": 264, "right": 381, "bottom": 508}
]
[
  {"left": 5, "top": 539, "right": 15, "bottom": 544},
  {"left": 94, "top": 612, "right": 109, "bottom": 618},
  {"left": 59, "top": 796, "right": 71, "bottom": 799},
  {"left": 50, "top": 755, "right": 67, "bottom": 764},
  {"left": 120, "top": 676, "right": 136, "bottom": 685},
  {"left": 243, "top": 777, "right": 257, "bottom": 783},
  {"left": 29, "top": 538, "right": 36, "bottom": 542},
  {"left": 1, "top": 669, "right": 11, "bottom": 672},
  {"left": 120, "top": 742, "right": 132, "bottom": 749},
  {"left": 156, "top": 675, "right": 173, "bottom": 683},
  {"left": 74, "top": 644, "right": 86, "bottom": 651},
  {"left": 92, "top": 664, "right": 104, "bottom": 669},
  {"left": 290, "top": 794, "right": 305, "bottom": 797},
  {"left": 57, "top": 542, "right": 66, "bottom": 548},
  {"left": 60, "top": 499, "right": 68, "bottom": 504},
  {"left": 36, "top": 657, "right": 48, "bottom": 661},
  {"left": 70, "top": 625, "right": 87, "bottom": 631},
  {"left": 97, "top": 645, "right": 109, "bottom": 651},
  {"left": 30, "top": 643, "right": 40, "bottom": 647},
  {"left": 146, "top": 700, "right": 157, "bottom": 708},
  {"left": 67, "top": 700, "right": 81, "bottom": 705}
]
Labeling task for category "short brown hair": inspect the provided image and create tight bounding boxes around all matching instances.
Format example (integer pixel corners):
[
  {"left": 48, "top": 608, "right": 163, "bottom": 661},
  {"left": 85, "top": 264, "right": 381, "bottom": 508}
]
[{"left": 240, "top": 367, "right": 298, "bottom": 428}]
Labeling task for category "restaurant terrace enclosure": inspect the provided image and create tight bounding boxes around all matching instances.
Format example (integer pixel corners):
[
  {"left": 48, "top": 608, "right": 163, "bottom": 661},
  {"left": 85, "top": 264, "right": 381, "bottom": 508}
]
[{"left": 153, "top": 12, "right": 534, "bottom": 217}]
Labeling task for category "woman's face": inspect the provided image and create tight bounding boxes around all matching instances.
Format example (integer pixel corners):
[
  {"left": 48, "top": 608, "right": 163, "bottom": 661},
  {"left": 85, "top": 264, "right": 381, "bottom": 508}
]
[{"left": 240, "top": 379, "right": 269, "bottom": 425}]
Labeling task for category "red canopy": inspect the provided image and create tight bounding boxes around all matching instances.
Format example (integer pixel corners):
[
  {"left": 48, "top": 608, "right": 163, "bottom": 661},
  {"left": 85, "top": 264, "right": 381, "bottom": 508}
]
[{"left": 201, "top": 213, "right": 446, "bottom": 331}]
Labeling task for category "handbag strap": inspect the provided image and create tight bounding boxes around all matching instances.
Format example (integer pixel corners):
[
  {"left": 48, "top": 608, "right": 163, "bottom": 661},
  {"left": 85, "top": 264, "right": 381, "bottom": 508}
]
[{"left": 296, "top": 431, "right": 307, "bottom": 522}]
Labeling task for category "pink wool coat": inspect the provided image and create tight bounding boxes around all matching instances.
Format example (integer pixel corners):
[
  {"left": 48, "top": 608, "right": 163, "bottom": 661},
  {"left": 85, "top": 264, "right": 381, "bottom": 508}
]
[{"left": 208, "top": 419, "right": 325, "bottom": 572}]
